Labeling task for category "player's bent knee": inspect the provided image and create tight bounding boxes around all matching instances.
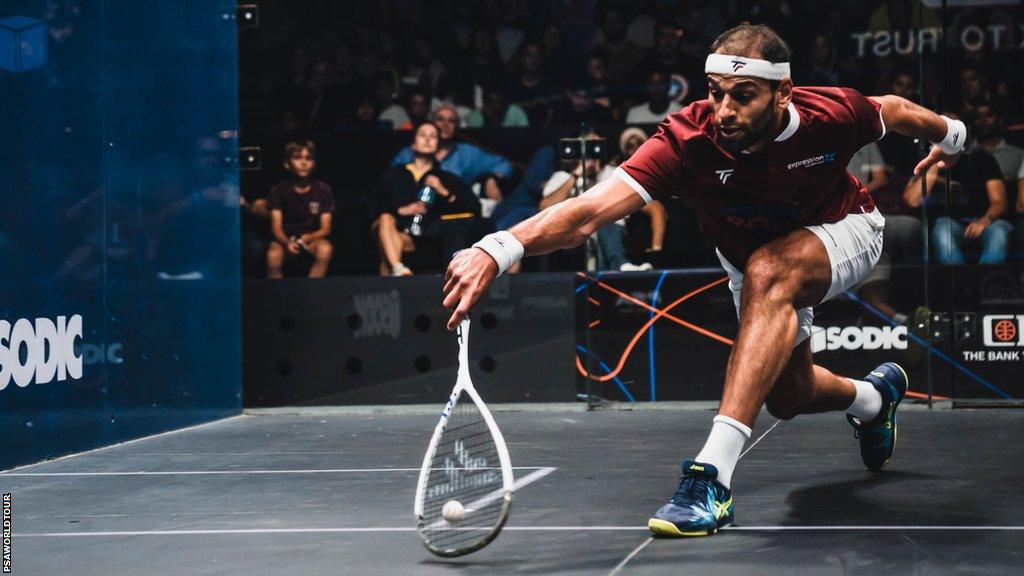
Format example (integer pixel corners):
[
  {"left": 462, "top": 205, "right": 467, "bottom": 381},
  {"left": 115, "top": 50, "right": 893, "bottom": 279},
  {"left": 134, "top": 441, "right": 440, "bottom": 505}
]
[{"left": 764, "top": 398, "right": 801, "bottom": 421}]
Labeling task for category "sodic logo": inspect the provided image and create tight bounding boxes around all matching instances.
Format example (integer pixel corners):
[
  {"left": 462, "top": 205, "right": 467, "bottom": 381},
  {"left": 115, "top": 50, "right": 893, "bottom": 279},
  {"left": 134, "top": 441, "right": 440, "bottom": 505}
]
[
  {"left": 983, "top": 314, "right": 1024, "bottom": 347},
  {"left": 811, "top": 325, "right": 907, "bottom": 353},
  {"left": 0, "top": 315, "right": 83, "bottom": 390}
]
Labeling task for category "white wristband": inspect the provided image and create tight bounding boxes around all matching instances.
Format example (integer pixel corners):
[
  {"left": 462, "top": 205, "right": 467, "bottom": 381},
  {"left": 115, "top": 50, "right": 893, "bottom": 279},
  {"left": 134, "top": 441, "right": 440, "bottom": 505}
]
[
  {"left": 472, "top": 231, "right": 524, "bottom": 276},
  {"left": 935, "top": 115, "right": 966, "bottom": 155}
]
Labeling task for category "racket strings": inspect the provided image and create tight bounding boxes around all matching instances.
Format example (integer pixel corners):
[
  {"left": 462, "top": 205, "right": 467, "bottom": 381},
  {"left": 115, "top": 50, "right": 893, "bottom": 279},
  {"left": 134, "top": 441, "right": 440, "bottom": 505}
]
[{"left": 420, "top": 393, "right": 506, "bottom": 551}]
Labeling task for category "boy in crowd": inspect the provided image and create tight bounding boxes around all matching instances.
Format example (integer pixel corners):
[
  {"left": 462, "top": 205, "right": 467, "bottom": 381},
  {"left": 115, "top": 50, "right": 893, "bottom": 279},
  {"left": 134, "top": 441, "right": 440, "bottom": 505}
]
[{"left": 266, "top": 140, "right": 335, "bottom": 278}]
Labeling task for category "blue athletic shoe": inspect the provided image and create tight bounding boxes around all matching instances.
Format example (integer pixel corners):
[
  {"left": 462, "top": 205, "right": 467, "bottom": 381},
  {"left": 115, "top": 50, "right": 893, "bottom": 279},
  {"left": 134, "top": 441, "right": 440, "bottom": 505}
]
[
  {"left": 648, "top": 460, "right": 734, "bottom": 537},
  {"left": 847, "top": 362, "right": 909, "bottom": 471}
]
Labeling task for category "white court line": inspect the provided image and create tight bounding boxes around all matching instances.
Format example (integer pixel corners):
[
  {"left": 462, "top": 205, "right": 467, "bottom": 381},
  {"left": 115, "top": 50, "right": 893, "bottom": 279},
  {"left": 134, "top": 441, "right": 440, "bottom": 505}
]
[
  {"left": 608, "top": 537, "right": 653, "bottom": 576},
  {"left": 16, "top": 525, "right": 1024, "bottom": 538},
  {"left": 422, "top": 467, "right": 557, "bottom": 531},
  {"left": 609, "top": 418, "right": 784, "bottom": 575},
  {"left": 0, "top": 467, "right": 547, "bottom": 477}
]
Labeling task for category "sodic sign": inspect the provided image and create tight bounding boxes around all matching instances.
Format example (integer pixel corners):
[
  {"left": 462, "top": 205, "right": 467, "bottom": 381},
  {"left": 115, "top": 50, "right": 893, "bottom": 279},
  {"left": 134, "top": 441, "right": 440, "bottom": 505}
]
[
  {"left": 811, "top": 325, "right": 908, "bottom": 353},
  {"left": 0, "top": 315, "right": 83, "bottom": 390}
]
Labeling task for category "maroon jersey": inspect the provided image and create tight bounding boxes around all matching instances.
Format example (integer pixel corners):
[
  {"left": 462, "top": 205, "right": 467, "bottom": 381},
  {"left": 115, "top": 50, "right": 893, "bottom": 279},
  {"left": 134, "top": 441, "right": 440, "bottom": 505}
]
[{"left": 616, "top": 86, "right": 884, "bottom": 267}]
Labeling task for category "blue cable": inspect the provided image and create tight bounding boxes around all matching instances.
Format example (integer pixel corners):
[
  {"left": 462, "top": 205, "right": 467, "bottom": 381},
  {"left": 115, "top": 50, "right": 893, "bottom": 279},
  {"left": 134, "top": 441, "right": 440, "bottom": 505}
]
[
  {"left": 576, "top": 344, "right": 636, "bottom": 403},
  {"left": 648, "top": 271, "right": 669, "bottom": 402},
  {"left": 843, "top": 290, "right": 1012, "bottom": 400}
]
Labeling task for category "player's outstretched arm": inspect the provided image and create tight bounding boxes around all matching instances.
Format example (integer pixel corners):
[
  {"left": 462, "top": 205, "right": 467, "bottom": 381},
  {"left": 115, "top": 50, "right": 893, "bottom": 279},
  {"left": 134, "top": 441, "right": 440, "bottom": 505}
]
[
  {"left": 870, "top": 95, "right": 966, "bottom": 176},
  {"left": 442, "top": 176, "right": 645, "bottom": 330}
]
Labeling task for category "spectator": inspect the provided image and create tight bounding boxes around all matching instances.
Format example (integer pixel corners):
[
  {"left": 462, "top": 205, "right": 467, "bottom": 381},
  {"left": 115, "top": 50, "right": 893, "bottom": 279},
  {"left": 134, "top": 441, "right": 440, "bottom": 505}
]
[
  {"left": 553, "top": 77, "right": 614, "bottom": 126},
  {"left": 591, "top": 7, "right": 644, "bottom": 84},
  {"left": 266, "top": 141, "right": 335, "bottom": 278},
  {"left": 614, "top": 127, "right": 667, "bottom": 255},
  {"left": 397, "top": 86, "right": 433, "bottom": 130},
  {"left": 467, "top": 84, "right": 529, "bottom": 128},
  {"left": 540, "top": 23, "right": 571, "bottom": 82},
  {"left": 971, "top": 101, "right": 1024, "bottom": 185},
  {"left": 849, "top": 141, "right": 921, "bottom": 325},
  {"left": 375, "top": 72, "right": 410, "bottom": 130},
  {"left": 368, "top": 122, "right": 481, "bottom": 276},
  {"left": 505, "top": 42, "right": 558, "bottom": 127},
  {"left": 626, "top": 69, "right": 682, "bottom": 124},
  {"left": 540, "top": 131, "right": 651, "bottom": 272},
  {"left": 402, "top": 37, "right": 446, "bottom": 93},
  {"left": 391, "top": 105, "right": 513, "bottom": 205},
  {"left": 794, "top": 32, "right": 858, "bottom": 88},
  {"left": 905, "top": 146, "right": 1012, "bottom": 264},
  {"left": 460, "top": 28, "right": 506, "bottom": 106},
  {"left": 1015, "top": 186, "right": 1024, "bottom": 261}
]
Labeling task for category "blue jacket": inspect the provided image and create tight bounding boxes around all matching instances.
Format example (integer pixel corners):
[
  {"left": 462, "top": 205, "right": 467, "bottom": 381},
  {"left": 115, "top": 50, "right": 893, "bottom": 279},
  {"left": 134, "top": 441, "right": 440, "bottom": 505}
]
[{"left": 391, "top": 142, "right": 513, "bottom": 184}]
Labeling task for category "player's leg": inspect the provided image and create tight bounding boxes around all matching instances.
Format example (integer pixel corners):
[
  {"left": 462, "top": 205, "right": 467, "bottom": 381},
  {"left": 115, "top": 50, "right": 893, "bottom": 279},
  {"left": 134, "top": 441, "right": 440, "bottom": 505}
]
[
  {"left": 266, "top": 242, "right": 284, "bottom": 279},
  {"left": 716, "top": 228, "right": 833, "bottom": 427},
  {"left": 649, "top": 229, "right": 832, "bottom": 537},
  {"left": 307, "top": 239, "right": 333, "bottom": 278},
  {"left": 764, "top": 339, "right": 856, "bottom": 420},
  {"left": 650, "top": 210, "right": 896, "bottom": 537}
]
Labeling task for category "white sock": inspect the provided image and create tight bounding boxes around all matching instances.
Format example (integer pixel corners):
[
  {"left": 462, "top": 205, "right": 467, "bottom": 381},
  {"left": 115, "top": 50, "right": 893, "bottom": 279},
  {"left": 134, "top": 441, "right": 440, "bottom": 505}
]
[
  {"left": 694, "top": 415, "right": 751, "bottom": 489},
  {"left": 846, "top": 379, "right": 883, "bottom": 422}
]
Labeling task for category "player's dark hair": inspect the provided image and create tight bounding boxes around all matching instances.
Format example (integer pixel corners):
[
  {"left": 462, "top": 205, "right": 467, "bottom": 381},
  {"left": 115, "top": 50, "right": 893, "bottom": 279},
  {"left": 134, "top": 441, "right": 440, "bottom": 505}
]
[
  {"left": 710, "top": 24, "right": 791, "bottom": 91},
  {"left": 710, "top": 23, "right": 791, "bottom": 64}
]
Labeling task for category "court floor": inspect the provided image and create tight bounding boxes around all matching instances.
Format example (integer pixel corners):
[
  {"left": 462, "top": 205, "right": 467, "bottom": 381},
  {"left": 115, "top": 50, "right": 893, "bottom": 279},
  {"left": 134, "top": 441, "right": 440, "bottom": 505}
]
[{"left": 4, "top": 406, "right": 1023, "bottom": 575}]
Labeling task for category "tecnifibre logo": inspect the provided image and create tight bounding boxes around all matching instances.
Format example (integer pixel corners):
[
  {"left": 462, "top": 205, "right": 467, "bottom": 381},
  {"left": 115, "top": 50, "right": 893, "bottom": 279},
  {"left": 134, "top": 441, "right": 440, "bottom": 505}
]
[{"left": 0, "top": 315, "right": 83, "bottom": 390}]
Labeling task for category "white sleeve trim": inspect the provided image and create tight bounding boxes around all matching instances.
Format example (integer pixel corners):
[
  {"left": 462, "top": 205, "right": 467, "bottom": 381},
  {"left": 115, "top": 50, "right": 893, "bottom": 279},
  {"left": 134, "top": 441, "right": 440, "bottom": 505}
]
[
  {"left": 876, "top": 103, "right": 887, "bottom": 140},
  {"left": 613, "top": 166, "right": 653, "bottom": 204}
]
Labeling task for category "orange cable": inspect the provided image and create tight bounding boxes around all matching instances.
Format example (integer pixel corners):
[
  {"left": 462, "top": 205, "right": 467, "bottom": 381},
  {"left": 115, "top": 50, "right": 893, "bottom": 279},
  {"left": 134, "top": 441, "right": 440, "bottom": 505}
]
[{"left": 575, "top": 275, "right": 732, "bottom": 381}]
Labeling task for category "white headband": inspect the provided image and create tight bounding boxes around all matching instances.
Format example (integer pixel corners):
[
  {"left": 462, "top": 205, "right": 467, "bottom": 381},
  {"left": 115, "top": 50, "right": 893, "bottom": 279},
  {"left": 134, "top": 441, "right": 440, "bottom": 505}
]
[{"left": 705, "top": 53, "right": 791, "bottom": 81}]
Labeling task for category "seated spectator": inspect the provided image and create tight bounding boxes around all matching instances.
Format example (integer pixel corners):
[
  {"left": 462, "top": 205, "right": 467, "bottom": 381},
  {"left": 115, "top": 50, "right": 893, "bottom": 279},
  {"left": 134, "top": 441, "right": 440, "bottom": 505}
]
[
  {"left": 613, "top": 127, "right": 667, "bottom": 255},
  {"left": 374, "top": 72, "right": 410, "bottom": 130},
  {"left": 905, "top": 145, "right": 1012, "bottom": 264},
  {"left": 1015, "top": 185, "right": 1024, "bottom": 261},
  {"left": 266, "top": 140, "right": 335, "bottom": 278},
  {"left": 850, "top": 140, "right": 922, "bottom": 325},
  {"left": 505, "top": 41, "right": 559, "bottom": 126},
  {"left": 540, "top": 131, "right": 651, "bottom": 272},
  {"left": 396, "top": 86, "right": 433, "bottom": 130},
  {"left": 626, "top": 68, "right": 682, "bottom": 124},
  {"left": 552, "top": 77, "right": 614, "bottom": 126},
  {"left": 971, "top": 101, "right": 1024, "bottom": 185},
  {"left": 391, "top": 105, "right": 513, "bottom": 208},
  {"left": 467, "top": 84, "right": 529, "bottom": 128},
  {"left": 369, "top": 122, "right": 481, "bottom": 276}
]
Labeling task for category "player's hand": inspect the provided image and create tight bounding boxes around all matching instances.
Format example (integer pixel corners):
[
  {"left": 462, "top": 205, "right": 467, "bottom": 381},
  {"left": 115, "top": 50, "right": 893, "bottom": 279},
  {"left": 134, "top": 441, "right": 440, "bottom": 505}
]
[
  {"left": 443, "top": 248, "right": 498, "bottom": 330},
  {"left": 286, "top": 241, "right": 301, "bottom": 254},
  {"left": 914, "top": 145, "right": 960, "bottom": 176},
  {"left": 965, "top": 217, "right": 990, "bottom": 239}
]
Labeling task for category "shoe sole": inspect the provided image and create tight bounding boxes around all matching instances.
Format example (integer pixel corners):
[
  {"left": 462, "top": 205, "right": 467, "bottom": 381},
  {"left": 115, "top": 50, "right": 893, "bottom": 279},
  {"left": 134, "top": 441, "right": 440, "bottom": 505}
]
[
  {"left": 647, "top": 517, "right": 731, "bottom": 537},
  {"left": 872, "top": 362, "right": 909, "bottom": 471}
]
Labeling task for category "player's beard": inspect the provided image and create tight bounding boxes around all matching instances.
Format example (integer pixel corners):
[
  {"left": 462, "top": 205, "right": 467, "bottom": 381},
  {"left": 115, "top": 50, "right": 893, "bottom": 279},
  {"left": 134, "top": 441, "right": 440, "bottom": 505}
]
[{"left": 718, "top": 94, "right": 779, "bottom": 154}]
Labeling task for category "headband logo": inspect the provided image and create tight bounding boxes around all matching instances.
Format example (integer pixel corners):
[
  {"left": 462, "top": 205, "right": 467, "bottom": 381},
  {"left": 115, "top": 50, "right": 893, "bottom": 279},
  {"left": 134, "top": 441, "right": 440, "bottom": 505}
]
[{"left": 731, "top": 60, "right": 747, "bottom": 72}]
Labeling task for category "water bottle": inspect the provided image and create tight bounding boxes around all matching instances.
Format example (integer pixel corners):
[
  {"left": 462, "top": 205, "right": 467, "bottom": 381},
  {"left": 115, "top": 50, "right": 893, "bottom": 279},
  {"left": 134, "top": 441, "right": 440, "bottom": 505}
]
[{"left": 405, "top": 186, "right": 436, "bottom": 237}]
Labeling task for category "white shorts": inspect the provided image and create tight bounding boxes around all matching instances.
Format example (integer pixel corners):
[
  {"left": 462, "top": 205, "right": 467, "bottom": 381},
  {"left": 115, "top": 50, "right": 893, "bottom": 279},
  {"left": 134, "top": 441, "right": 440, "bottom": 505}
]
[{"left": 716, "top": 208, "right": 885, "bottom": 347}]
